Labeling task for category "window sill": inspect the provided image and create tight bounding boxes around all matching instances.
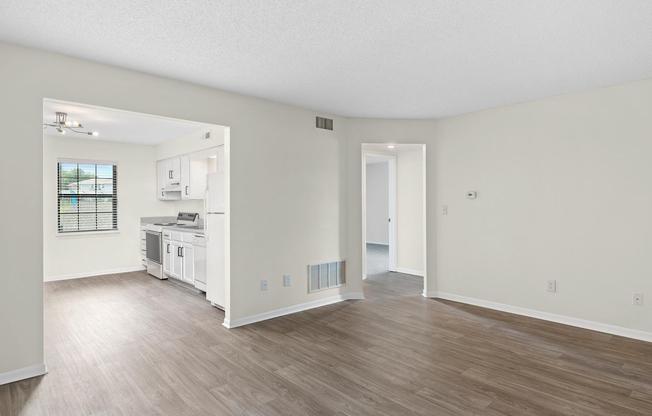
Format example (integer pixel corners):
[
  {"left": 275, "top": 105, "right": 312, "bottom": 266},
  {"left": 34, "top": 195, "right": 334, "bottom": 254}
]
[{"left": 56, "top": 230, "right": 120, "bottom": 238}]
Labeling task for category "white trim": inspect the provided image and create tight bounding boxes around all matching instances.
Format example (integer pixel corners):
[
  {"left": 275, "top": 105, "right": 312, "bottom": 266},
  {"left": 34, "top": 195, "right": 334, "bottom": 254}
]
[
  {"left": 0, "top": 364, "right": 47, "bottom": 386},
  {"left": 44, "top": 266, "right": 145, "bottom": 282},
  {"left": 426, "top": 291, "right": 652, "bottom": 343},
  {"left": 223, "top": 292, "right": 364, "bottom": 329},
  {"left": 395, "top": 268, "right": 424, "bottom": 277},
  {"left": 57, "top": 158, "right": 118, "bottom": 166},
  {"left": 366, "top": 241, "right": 389, "bottom": 246},
  {"left": 56, "top": 230, "right": 120, "bottom": 238}
]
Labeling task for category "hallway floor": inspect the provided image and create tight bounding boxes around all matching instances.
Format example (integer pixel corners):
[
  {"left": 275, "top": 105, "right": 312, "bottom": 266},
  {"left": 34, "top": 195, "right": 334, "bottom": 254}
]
[
  {"left": 1, "top": 271, "right": 651, "bottom": 415},
  {"left": 365, "top": 242, "right": 389, "bottom": 276}
]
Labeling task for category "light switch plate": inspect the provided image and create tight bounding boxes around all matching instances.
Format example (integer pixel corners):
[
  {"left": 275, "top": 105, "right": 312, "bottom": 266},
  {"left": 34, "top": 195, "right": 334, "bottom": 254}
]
[
  {"left": 547, "top": 280, "right": 556, "bottom": 292},
  {"left": 633, "top": 293, "right": 643, "bottom": 306},
  {"left": 284, "top": 275, "right": 291, "bottom": 287},
  {"left": 467, "top": 191, "right": 477, "bottom": 199},
  {"left": 262, "top": 280, "right": 268, "bottom": 291},
  {"left": 442, "top": 205, "right": 448, "bottom": 215}
]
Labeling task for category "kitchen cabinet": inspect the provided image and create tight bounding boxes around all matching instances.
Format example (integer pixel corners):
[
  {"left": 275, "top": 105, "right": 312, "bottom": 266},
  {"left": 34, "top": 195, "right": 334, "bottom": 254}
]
[
  {"left": 181, "top": 155, "right": 190, "bottom": 200},
  {"left": 165, "top": 157, "right": 181, "bottom": 185},
  {"left": 181, "top": 243, "right": 194, "bottom": 285},
  {"left": 170, "top": 240, "right": 183, "bottom": 280},
  {"left": 163, "top": 239, "right": 171, "bottom": 275},
  {"left": 157, "top": 146, "right": 223, "bottom": 202}
]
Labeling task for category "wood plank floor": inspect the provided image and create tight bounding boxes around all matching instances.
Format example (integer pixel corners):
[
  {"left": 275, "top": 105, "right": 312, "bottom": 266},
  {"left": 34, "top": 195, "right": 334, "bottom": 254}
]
[{"left": 1, "top": 270, "right": 651, "bottom": 415}]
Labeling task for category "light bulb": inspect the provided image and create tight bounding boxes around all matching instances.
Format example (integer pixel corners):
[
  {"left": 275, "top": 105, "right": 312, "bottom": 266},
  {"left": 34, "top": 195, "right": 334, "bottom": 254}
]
[
  {"left": 387, "top": 145, "right": 395, "bottom": 149},
  {"left": 58, "top": 129, "right": 65, "bottom": 134},
  {"left": 72, "top": 121, "right": 80, "bottom": 126},
  {"left": 88, "top": 132, "right": 99, "bottom": 136},
  {"left": 64, "top": 121, "right": 72, "bottom": 126}
]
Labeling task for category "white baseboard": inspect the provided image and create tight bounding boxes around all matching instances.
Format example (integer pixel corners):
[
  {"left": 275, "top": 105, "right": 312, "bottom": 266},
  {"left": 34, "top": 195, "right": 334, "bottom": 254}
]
[
  {"left": 395, "top": 268, "right": 424, "bottom": 277},
  {"left": 366, "top": 241, "right": 389, "bottom": 246},
  {"left": 223, "top": 292, "right": 364, "bottom": 329},
  {"left": 425, "top": 291, "right": 652, "bottom": 343},
  {"left": 0, "top": 364, "right": 47, "bottom": 386},
  {"left": 44, "top": 266, "right": 146, "bottom": 282}
]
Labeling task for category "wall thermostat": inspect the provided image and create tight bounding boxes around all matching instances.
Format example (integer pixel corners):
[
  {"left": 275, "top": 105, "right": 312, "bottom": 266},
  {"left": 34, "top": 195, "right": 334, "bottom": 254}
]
[{"left": 467, "top": 191, "right": 477, "bottom": 199}]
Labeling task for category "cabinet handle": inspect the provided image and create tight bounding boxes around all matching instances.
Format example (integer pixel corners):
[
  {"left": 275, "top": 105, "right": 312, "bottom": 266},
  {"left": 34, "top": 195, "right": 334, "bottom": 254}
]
[
  {"left": 167, "top": 244, "right": 170, "bottom": 253},
  {"left": 185, "top": 185, "right": 188, "bottom": 195}
]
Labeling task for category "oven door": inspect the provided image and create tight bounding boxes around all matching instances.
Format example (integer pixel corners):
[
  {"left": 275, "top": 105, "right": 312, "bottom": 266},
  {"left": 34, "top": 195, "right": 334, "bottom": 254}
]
[{"left": 146, "top": 231, "right": 162, "bottom": 265}]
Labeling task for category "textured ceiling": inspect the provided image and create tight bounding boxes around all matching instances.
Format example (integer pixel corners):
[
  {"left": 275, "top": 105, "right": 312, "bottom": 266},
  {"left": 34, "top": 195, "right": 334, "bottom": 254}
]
[
  {"left": 3, "top": 1, "right": 652, "bottom": 119},
  {"left": 43, "top": 101, "right": 208, "bottom": 145}
]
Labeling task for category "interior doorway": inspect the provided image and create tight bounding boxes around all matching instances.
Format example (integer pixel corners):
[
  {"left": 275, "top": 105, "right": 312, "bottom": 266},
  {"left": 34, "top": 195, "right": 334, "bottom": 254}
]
[{"left": 362, "top": 144, "right": 426, "bottom": 295}]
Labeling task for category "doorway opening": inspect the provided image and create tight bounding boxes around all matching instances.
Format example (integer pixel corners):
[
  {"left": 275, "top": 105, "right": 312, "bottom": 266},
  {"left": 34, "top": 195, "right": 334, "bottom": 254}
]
[{"left": 362, "top": 144, "right": 426, "bottom": 296}]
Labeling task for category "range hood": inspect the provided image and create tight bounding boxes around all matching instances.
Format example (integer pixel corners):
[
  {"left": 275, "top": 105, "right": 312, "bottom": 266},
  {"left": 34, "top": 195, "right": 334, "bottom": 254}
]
[{"left": 163, "top": 181, "right": 182, "bottom": 192}]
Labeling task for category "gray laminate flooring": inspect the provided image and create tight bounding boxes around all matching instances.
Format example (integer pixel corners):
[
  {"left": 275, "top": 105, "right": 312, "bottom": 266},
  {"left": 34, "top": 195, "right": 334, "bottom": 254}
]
[
  {"left": 366, "top": 243, "right": 389, "bottom": 276},
  {"left": 1, "top": 270, "right": 651, "bottom": 415}
]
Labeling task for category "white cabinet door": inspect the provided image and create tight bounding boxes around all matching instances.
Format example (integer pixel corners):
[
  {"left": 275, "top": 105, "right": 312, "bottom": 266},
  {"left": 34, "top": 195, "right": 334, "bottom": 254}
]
[
  {"left": 181, "top": 244, "right": 194, "bottom": 285},
  {"left": 180, "top": 155, "right": 190, "bottom": 200},
  {"left": 166, "top": 157, "right": 181, "bottom": 185},
  {"left": 157, "top": 160, "right": 167, "bottom": 200},
  {"left": 163, "top": 240, "right": 171, "bottom": 276},
  {"left": 170, "top": 241, "right": 183, "bottom": 280}
]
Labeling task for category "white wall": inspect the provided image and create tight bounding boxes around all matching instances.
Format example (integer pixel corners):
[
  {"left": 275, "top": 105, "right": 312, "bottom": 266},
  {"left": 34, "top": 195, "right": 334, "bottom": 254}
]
[
  {"left": 396, "top": 149, "right": 424, "bottom": 274},
  {"left": 433, "top": 78, "right": 652, "bottom": 334},
  {"left": 43, "top": 136, "right": 171, "bottom": 280},
  {"left": 365, "top": 162, "right": 389, "bottom": 245},
  {"left": 0, "top": 41, "right": 353, "bottom": 378}
]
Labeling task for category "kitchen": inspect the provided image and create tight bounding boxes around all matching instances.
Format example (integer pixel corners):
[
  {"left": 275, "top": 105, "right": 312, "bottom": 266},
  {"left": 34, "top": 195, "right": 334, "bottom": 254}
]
[{"left": 44, "top": 99, "right": 229, "bottom": 316}]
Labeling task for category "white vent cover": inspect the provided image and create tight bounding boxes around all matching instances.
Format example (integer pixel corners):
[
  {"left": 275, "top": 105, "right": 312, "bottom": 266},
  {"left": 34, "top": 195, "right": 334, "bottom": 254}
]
[
  {"left": 201, "top": 130, "right": 212, "bottom": 140},
  {"left": 309, "top": 260, "right": 345, "bottom": 293},
  {"left": 316, "top": 116, "right": 333, "bottom": 130}
]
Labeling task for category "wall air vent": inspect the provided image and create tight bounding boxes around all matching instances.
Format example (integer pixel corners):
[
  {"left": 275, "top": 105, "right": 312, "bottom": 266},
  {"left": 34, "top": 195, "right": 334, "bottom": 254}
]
[
  {"left": 308, "top": 260, "right": 346, "bottom": 293},
  {"left": 201, "top": 130, "right": 212, "bottom": 140},
  {"left": 316, "top": 116, "right": 333, "bottom": 130}
]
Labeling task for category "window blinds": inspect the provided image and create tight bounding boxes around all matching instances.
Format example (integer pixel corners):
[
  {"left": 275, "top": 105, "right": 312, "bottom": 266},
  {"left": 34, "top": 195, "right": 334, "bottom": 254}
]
[{"left": 57, "top": 162, "right": 118, "bottom": 232}]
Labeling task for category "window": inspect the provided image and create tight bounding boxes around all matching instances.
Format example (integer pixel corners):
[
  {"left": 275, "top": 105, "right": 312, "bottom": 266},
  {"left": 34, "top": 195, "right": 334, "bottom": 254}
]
[{"left": 57, "top": 160, "right": 117, "bottom": 233}]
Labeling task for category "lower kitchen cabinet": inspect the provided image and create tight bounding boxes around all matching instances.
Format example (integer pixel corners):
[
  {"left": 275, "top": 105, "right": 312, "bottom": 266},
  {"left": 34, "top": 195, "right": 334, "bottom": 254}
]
[{"left": 163, "top": 233, "right": 195, "bottom": 285}]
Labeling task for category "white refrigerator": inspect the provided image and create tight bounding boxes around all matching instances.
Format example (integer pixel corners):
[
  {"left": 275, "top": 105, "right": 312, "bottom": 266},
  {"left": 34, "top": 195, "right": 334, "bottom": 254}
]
[{"left": 205, "top": 170, "right": 225, "bottom": 309}]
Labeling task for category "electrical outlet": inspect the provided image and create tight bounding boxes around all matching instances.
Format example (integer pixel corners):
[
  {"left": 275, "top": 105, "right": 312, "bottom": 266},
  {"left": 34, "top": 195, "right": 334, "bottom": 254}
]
[
  {"left": 262, "top": 280, "right": 268, "bottom": 291},
  {"left": 442, "top": 205, "right": 448, "bottom": 215},
  {"left": 633, "top": 293, "right": 643, "bottom": 306},
  {"left": 547, "top": 280, "right": 556, "bottom": 292},
  {"left": 284, "top": 275, "right": 291, "bottom": 287}
]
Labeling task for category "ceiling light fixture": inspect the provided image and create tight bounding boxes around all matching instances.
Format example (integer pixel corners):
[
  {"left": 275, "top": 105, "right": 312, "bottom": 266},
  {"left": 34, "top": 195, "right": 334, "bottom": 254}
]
[
  {"left": 44, "top": 112, "right": 99, "bottom": 137},
  {"left": 387, "top": 145, "right": 395, "bottom": 148}
]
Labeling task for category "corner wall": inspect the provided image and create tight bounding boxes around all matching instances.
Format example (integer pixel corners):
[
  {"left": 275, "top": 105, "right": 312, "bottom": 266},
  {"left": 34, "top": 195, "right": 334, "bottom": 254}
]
[{"left": 433, "top": 78, "right": 652, "bottom": 334}]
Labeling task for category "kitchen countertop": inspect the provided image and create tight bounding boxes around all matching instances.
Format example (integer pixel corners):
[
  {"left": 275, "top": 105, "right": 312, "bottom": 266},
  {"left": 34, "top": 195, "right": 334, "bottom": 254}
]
[{"left": 162, "top": 225, "right": 205, "bottom": 234}]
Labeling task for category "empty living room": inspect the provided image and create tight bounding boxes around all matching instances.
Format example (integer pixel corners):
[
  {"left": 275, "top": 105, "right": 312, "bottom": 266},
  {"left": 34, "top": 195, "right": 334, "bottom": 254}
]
[{"left": 1, "top": 1, "right": 651, "bottom": 415}]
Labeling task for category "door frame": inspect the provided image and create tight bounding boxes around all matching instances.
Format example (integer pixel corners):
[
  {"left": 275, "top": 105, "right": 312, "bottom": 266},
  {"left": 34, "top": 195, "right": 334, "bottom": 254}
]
[{"left": 362, "top": 151, "right": 397, "bottom": 278}]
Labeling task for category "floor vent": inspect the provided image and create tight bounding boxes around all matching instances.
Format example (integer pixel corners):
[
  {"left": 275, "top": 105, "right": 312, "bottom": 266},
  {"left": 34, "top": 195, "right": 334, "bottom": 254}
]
[
  {"left": 316, "top": 116, "right": 333, "bottom": 130},
  {"left": 309, "top": 260, "right": 346, "bottom": 293}
]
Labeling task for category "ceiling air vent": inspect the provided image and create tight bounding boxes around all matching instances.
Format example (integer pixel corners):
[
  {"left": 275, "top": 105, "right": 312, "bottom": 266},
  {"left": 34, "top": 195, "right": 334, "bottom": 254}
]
[{"left": 316, "top": 116, "right": 333, "bottom": 130}]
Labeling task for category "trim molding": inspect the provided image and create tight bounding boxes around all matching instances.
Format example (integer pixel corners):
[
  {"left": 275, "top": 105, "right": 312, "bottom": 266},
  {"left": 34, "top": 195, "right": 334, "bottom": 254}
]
[
  {"left": 424, "top": 291, "right": 652, "bottom": 343},
  {"left": 44, "top": 266, "right": 146, "bottom": 282},
  {"left": 223, "top": 292, "right": 364, "bottom": 329},
  {"left": 366, "top": 241, "right": 389, "bottom": 246},
  {"left": 0, "top": 364, "right": 47, "bottom": 386},
  {"left": 395, "top": 268, "right": 424, "bottom": 277}
]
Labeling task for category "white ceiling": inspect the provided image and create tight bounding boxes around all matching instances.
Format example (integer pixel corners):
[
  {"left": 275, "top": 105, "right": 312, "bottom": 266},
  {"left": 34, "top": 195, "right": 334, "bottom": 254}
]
[
  {"left": 4, "top": 1, "right": 652, "bottom": 119},
  {"left": 43, "top": 101, "right": 208, "bottom": 145}
]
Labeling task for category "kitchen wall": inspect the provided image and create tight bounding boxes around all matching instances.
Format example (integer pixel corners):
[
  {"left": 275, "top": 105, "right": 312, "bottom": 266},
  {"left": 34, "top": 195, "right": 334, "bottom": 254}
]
[
  {"left": 155, "top": 126, "right": 226, "bottom": 219},
  {"left": 42, "top": 136, "right": 171, "bottom": 280},
  {"left": 396, "top": 149, "right": 425, "bottom": 275},
  {"left": 365, "top": 161, "right": 389, "bottom": 245},
  {"left": 0, "top": 41, "right": 351, "bottom": 379}
]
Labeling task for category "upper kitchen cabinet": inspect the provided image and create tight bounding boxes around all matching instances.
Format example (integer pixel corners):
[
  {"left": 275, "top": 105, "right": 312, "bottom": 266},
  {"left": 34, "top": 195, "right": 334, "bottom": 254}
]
[{"left": 157, "top": 146, "right": 223, "bottom": 201}]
